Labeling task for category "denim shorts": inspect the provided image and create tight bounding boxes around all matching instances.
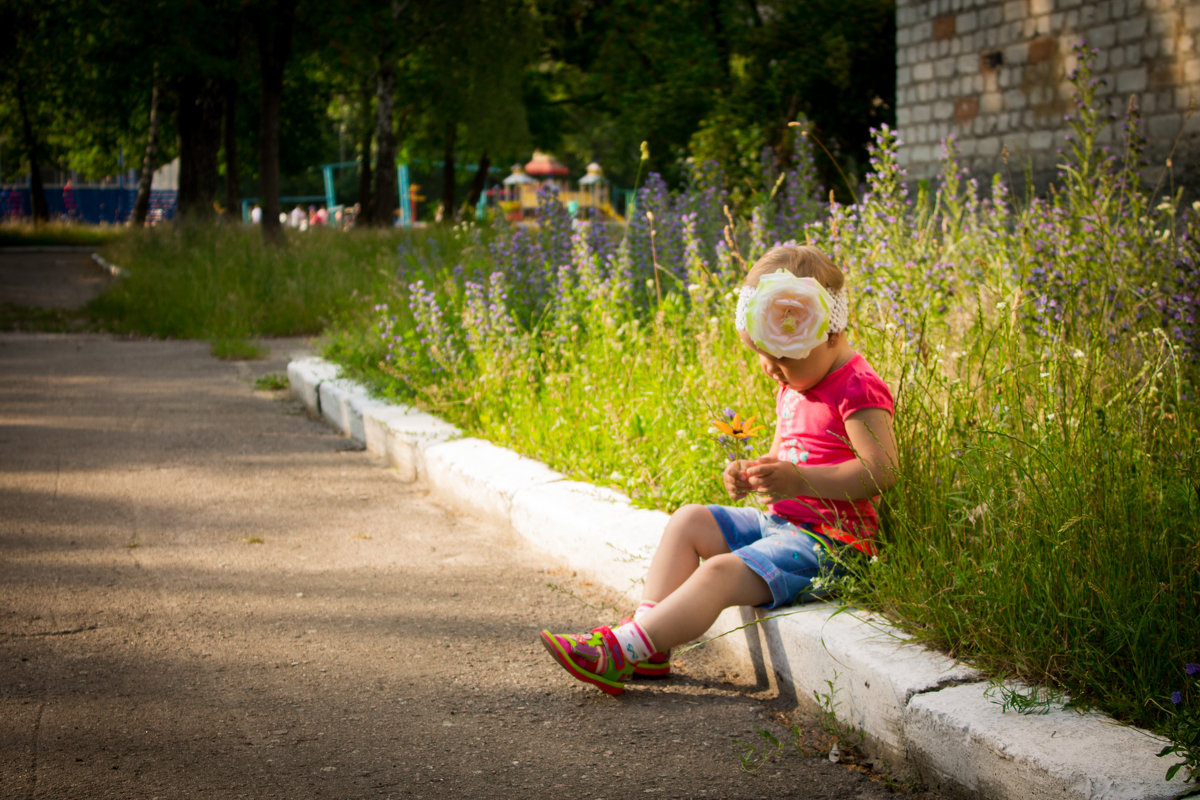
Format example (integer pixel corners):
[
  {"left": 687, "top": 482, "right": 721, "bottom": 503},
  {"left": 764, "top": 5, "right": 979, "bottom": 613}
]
[{"left": 707, "top": 505, "right": 845, "bottom": 610}]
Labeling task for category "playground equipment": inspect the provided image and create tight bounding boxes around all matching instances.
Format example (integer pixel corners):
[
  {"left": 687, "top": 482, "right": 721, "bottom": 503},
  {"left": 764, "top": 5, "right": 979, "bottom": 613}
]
[
  {"left": 496, "top": 152, "right": 623, "bottom": 221},
  {"left": 239, "top": 156, "right": 621, "bottom": 227}
]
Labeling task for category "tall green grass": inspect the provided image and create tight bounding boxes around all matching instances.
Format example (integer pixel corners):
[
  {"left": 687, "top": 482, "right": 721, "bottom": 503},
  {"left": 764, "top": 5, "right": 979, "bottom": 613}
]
[
  {"left": 90, "top": 223, "right": 405, "bottom": 339},
  {"left": 78, "top": 52, "right": 1199, "bottom": 750},
  {"left": 0, "top": 220, "right": 129, "bottom": 248},
  {"left": 318, "top": 53, "right": 1198, "bottom": 743}
]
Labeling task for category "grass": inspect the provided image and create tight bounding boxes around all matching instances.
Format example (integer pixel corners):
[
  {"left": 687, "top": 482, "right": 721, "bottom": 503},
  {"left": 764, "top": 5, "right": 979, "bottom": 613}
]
[
  {"left": 71, "top": 50, "right": 1199, "bottom": 765},
  {"left": 78, "top": 210, "right": 1198, "bottom": 744},
  {"left": 313, "top": 52, "right": 1198, "bottom": 748},
  {"left": 87, "top": 222, "right": 404, "bottom": 341},
  {"left": 0, "top": 220, "right": 129, "bottom": 248},
  {"left": 254, "top": 372, "right": 290, "bottom": 391}
]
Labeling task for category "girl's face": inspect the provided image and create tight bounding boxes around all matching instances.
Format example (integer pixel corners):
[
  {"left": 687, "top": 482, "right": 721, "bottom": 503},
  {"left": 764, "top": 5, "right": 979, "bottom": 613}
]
[{"left": 742, "top": 332, "right": 850, "bottom": 393}]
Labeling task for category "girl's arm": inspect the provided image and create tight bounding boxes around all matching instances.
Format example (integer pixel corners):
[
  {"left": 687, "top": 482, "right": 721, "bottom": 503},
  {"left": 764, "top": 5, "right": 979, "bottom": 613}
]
[{"left": 744, "top": 407, "right": 898, "bottom": 501}]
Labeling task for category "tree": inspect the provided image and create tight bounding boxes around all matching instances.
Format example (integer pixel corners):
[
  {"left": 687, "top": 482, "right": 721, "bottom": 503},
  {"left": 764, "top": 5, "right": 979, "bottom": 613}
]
[
  {"left": 371, "top": 1, "right": 403, "bottom": 227},
  {"left": 404, "top": 0, "right": 536, "bottom": 221},
  {"left": 251, "top": 0, "right": 298, "bottom": 241},
  {"left": 222, "top": 38, "right": 247, "bottom": 222},
  {"left": 0, "top": 0, "right": 899, "bottom": 229},
  {"left": 529, "top": 0, "right": 726, "bottom": 187},
  {"left": 725, "top": 0, "right": 896, "bottom": 194},
  {"left": 529, "top": 0, "right": 895, "bottom": 197},
  {"left": 176, "top": 74, "right": 225, "bottom": 221},
  {"left": 132, "top": 69, "right": 162, "bottom": 226},
  {"left": 0, "top": 0, "right": 71, "bottom": 222}
]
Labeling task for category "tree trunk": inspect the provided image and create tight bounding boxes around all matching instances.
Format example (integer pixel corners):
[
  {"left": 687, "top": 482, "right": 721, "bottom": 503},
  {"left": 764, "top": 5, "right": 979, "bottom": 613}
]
[
  {"left": 133, "top": 72, "right": 161, "bottom": 226},
  {"left": 708, "top": 0, "right": 731, "bottom": 84},
  {"left": 254, "top": 0, "right": 297, "bottom": 243},
  {"left": 370, "top": 0, "right": 403, "bottom": 227},
  {"left": 371, "top": 57, "right": 397, "bottom": 227},
  {"left": 15, "top": 72, "right": 48, "bottom": 223},
  {"left": 464, "top": 149, "right": 489, "bottom": 218},
  {"left": 439, "top": 123, "right": 456, "bottom": 222},
  {"left": 356, "top": 84, "right": 374, "bottom": 224},
  {"left": 223, "top": 75, "right": 242, "bottom": 222},
  {"left": 176, "top": 74, "right": 224, "bottom": 222}
]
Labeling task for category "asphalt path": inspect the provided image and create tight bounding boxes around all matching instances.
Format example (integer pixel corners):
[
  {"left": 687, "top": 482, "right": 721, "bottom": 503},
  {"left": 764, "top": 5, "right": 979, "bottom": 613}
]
[{"left": 0, "top": 248, "right": 941, "bottom": 799}]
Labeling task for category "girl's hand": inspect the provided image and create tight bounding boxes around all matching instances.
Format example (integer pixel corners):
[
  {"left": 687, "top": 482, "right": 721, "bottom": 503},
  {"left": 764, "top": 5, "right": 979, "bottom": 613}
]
[
  {"left": 723, "top": 459, "right": 753, "bottom": 500},
  {"left": 745, "top": 454, "right": 803, "bottom": 500}
]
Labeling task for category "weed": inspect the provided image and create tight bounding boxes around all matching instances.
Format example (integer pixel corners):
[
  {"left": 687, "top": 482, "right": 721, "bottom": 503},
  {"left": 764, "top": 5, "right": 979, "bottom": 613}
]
[
  {"left": 240, "top": 536, "right": 265, "bottom": 545},
  {"left": 733, "top": 726, "right": 783, "bottom": 773},
  {"left": 810, "top": 674, "right": 864, "bottom": 762},
  {"left": 984, "top": 679, "right": 1069, "bottom": 715},
  {"left": 255, "top": 372, "right": 289, "bottom": 391},
  {"left": 1158, "top": 662, "right": 1200, "bottom": 784}
]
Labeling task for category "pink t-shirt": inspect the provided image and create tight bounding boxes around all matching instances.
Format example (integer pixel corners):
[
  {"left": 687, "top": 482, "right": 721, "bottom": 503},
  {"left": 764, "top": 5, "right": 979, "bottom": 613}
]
[{"left": 768, "top": 353, "right": 894, "bottom": 552}]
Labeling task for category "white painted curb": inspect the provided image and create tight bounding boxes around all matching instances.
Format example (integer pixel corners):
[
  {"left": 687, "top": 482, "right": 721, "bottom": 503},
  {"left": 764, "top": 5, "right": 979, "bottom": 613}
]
[{"left": 288, "top": 357, "right": 1181, "bottom": 800}]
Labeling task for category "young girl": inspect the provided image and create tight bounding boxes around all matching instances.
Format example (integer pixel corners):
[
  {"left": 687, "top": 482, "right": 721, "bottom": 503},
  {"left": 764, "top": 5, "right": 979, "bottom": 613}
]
[{"left": 540, "top": 245, "right": 898, "bottom": 695}]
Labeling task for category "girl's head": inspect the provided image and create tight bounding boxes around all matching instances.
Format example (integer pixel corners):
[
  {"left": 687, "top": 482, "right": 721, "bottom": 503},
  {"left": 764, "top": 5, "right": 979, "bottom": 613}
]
[
  {"left": 737, "top": 245, "right": 852, "bottom": 391},
  {"left": 743, "top": 245, "right": 845, "bottom": 296}
]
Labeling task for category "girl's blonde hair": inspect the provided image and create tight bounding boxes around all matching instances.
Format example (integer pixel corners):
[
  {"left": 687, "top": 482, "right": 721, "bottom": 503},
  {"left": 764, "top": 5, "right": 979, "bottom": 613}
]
[{"left": 744, "top": 245, "right": 844, "bottom": 293}]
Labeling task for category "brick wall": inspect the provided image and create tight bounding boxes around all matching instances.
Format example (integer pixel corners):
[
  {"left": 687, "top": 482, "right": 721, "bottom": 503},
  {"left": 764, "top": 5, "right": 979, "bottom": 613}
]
[{"left": 895, "top": 0, "right": 1200, "bottom": 191}]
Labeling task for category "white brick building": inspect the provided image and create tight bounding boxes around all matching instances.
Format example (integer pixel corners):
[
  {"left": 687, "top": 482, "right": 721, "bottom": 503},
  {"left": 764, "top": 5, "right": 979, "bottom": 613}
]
[{"left": 895, "top": 0, "right": 1200, "bottom": 191}]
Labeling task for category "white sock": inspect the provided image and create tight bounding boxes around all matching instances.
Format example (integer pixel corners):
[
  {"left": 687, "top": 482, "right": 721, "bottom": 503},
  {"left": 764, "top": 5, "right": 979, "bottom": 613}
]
[
  {"left": 633, "top": 601, "right": 657, "bottom": 621},
  {"left": 612, "top": 620, "right": 656, "bottom": 664}
]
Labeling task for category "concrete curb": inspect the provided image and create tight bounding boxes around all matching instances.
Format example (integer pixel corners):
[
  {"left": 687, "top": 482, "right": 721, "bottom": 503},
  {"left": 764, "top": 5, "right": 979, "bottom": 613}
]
[
  {"left": 90, "top": 252, "right": 128, "bottom": 278},
  {"left": 288, "top": 356, "right": 1181, "bottom": 800}
]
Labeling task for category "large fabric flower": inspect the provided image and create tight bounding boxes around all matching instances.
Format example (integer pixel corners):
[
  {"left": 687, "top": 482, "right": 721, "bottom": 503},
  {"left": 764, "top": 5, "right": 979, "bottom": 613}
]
[{"left": 741, "top": 271, "right": 832, "bottom": 359}]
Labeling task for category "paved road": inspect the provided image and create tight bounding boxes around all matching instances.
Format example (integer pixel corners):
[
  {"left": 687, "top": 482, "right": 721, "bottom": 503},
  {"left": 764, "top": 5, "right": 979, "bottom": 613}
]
[{"left": 0, "top": 252, "right": 939, "bottom": 799}]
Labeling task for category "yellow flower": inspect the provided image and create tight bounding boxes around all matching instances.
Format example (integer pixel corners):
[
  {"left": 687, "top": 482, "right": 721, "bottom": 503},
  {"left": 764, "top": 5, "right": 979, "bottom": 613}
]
[{"left": 711, "top": 413, "right": 764, "bottom": 439}]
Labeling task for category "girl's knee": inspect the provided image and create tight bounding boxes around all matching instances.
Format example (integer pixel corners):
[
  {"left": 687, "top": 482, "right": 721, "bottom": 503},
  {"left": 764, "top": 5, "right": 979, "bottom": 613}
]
[
  {"left": 697, "top": 553, "right": 772, "bottom": 605},
  {"left": 665, "top": 504, "right": 728, "bottom": 554},
  {"left": 663, "top": 504, "right": 708, "bottom": 541},
  {"left": 668, "top": 503, "right": 711, "bottom": 526},
  {"left": 698, "top": 552, "right": 747, "bottom": 577}
]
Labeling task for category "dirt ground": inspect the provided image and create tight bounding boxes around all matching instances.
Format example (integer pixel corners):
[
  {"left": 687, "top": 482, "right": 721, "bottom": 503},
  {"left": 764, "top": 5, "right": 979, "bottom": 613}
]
[{"left": 0, "top": 248, "right": 944, "bottom": 799}]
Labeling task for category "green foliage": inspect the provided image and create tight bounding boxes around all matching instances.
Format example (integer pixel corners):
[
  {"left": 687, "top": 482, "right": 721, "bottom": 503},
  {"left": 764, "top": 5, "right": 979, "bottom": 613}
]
[
  {"left": 1158, "top": 664, "right": 1200, "bottom": 784},
  {"left": 733, "top": 726, "right": 783, "bottom": 774},
  {"left": 319, "top": 49, "right": 1200, "bottom": 747},
  {"left": 254, "top": 372, "right": 290, "bottom": 391},
  {"left": 67, "top": 36, "right": 1198, "bottom": 771},
  {"left": 984, "top": 679, "right": 1069, "bottom": 716},
  {"left": 687, "top": 0, "right": 896, "bottom": 199},
  {"left": 87, "top": 223, "right": 402, "bottom": 340},
  {"left": 4, "top": 0, "right": 898, "bottom": 230},
  {"left": 0, "top": 221, "right": 127, "bottom": 247},
  {"left": 811, "top": 674, "right": 864, "bottom": 758}
]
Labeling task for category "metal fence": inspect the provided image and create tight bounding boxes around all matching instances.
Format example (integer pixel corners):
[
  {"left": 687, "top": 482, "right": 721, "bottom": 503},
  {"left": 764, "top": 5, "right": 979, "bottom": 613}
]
[{"left": 1, "top": 186, "right": 178, "bottom": 225}]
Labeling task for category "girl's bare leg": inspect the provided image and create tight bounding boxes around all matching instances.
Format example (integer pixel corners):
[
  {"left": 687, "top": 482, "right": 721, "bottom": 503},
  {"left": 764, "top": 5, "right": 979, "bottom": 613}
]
[
  {"left": 639, "top": 554, "right": 771, "bottom": 653},
  {"left": 641, "top": 504, "right": 734, "bottom": 603}
]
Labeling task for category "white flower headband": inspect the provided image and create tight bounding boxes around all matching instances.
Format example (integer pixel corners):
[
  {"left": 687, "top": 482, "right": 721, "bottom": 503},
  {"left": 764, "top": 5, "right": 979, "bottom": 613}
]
[{"left": 734, "top": 271, "right": 849, "bottom": 360}]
